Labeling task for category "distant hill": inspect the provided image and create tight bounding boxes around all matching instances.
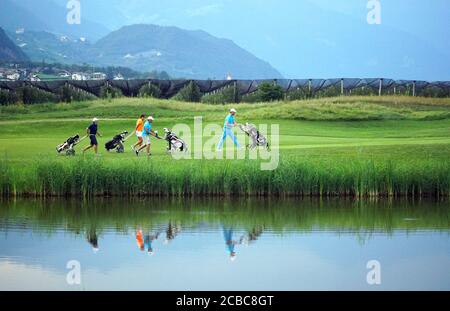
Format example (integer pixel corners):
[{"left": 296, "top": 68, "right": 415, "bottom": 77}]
[
  {"left": 0, "top": 27, "right": 29, "bottom": 62},
  {"left": 6, "top": 24, "right": 282, "bottom": 79},
  {"left": 92, "top": 24, "right": 282, "bottom": 79},
  {"left": 8, "top": 30, "right": 91, "bottom": 64}
]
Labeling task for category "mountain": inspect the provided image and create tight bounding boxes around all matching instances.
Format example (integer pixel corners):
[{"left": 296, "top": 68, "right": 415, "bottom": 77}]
[
  {"left": 0, "top": 0, "right": 110, "bottom": 41},
  {"left": 8, "top": 30, "right": 91, "bottom": 64},
  {"left": 0, "top": 27, "right": 29, "bottom": 62},
  {"left": 8, "top": 24, "right": 282, "bottom": 79},
  {"left": 91, "top": 24, "right": 282, "bottom": 79}
]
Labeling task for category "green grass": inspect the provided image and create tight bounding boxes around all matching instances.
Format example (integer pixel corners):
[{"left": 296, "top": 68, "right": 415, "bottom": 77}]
[{"left": 1, "top": 96, "right": 450, "bottom": 197}]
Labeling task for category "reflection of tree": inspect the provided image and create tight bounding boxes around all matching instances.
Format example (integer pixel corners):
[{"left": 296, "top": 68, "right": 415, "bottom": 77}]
[
  {"left": 86, "top": 227, "right": 99, "bottom": 251},
  {"left": 165, "top": 221, "right": 182, "bottom": 243},
  {"left": 247, "top": 225, "right": 264, "bottom": 243}
]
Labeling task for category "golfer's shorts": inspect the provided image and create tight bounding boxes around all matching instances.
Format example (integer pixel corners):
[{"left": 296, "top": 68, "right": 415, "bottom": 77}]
[
  {"left": 143, "top": 136, "right": 151, "bottom": 146},
  {"left": 136, "top": 131, "right": 143, "bottom": 138},
  {"left": 89, "top": 135, "right": 98, "bottom": 146}
]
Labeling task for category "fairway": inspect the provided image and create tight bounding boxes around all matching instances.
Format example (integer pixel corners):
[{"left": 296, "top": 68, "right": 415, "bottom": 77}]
[{"left": 1, "top": 96, "right": 450, "bottom": 197}]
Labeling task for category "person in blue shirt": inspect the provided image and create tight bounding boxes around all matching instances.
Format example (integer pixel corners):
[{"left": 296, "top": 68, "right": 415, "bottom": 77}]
[
  {"left": 136, "top": 116, "right": 158, "bottom": 157},
  {"left": 83, "top": 117, "right": 102, "bottom": 154},
  {"left": 217, "top": 108, "right": 241, "bottom": 151}
]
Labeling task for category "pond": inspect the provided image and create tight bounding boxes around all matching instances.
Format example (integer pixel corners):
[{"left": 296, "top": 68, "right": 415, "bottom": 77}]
[{"left": 0, "top": 198, "right": 449, "bottom": 290}]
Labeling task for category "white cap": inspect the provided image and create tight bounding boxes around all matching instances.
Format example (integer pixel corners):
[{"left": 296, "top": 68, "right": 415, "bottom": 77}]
[
  {"left": 148, "top": 116, "right": 154, "bottom": 121},
  {"left": 230, "top": 108, "right": 237, "bottom": 113},
  {"left": 92, "top": 117, "right": 99, "bottom": 122}
]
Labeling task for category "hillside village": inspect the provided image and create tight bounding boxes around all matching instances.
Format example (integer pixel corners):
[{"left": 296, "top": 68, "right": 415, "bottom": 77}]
[{"left": 0, "top": 64, "right": 124, "bottom": 81}]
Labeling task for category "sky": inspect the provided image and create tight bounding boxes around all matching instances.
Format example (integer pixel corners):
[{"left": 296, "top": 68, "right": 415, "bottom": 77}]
[{"left": 52, "top": 0, "right": 450, "bottom": 80}]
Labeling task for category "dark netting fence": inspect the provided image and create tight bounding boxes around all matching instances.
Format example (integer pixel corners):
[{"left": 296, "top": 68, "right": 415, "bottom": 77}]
[{"left": 1, "top": 79, "right": 449, "bottom": 105}]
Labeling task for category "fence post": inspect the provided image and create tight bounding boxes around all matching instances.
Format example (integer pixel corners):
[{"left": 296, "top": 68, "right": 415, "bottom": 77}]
[
  {"left": 308, "top": 79, "right": 312, "bottom": 97},
  {"left": 378, "top": 78, "right": 383, "bottom": 96},
  {"left": 412, "top": 81, "right": 416, "bottom": 97},
  {"left": 340, "top": 78, "right": 344, "bottom": 96}
]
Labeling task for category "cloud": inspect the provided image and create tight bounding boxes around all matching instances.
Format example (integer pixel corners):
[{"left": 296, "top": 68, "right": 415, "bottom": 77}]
[{"left": 186, "top": 4, "right": 223, "bottom": 17}]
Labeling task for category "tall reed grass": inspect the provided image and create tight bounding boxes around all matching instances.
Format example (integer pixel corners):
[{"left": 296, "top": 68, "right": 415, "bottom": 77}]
[{"left": 1, "top": 157, "right": 449, "bottom": 198}]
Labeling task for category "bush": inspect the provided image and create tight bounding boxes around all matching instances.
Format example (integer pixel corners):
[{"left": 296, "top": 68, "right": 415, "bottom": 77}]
[
  {"left": 314, "top": 85, "right": 341, "bottom": 98},
  {"left": 173, "top": 81, "right": 202, "bottom": 102},
  {"left": 259, "top": 82, "right": 284, "bottom": 101},
  {"left": 0, "top": 89, "right": 19, "bottom": 106},
  {"left": 201, "top": 84, "right": 241, "bottom": 104},
  {"left": 286, "top": 87, "right": 312, "bottom": 100},
  {"left": 418, "top": 86, "right": 450, "bottom": 98},
  {"left": 139, "top": 83, "right": 162, "bottom": 98},
  {"left": 59, "top": 85, "right": 97, "bottom": 103},
  {"left": 99, "top": 85, "right": 123, "bottom": 99},
  {"left": 348, "top": 86, "right": 377, "bottom": 96},
  {"left": 241, "top": 82, "right": 285, "bottom": 103},
  {"left": 17, "top": 86, "right": 59, "bottom": 105}
]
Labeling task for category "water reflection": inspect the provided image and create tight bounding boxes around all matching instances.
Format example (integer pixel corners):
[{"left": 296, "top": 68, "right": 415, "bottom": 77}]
[{"left": 0, "top": 198, "right": 449, "bottom": 290}]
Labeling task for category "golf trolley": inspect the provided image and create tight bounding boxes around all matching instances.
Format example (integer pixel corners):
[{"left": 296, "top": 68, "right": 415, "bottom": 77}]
[{"left": 105, "top": 131, "right": 128, "bottom": 153}]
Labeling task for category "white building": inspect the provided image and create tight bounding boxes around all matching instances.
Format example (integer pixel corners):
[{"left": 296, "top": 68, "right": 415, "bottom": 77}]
[
  {"left": 92, "top": 72, "right": 107, "bottom": 80},
  {"left": 29, "top": 74, "right": 41, "bottom": 82},
  {"left": 72, "top": 73, "right": 90, "bottom": 81},
  {"left": 6, "top": 72, "right": 20, "bottom": 81},
  {"left": 113, "top": 73, "right": 124, "bottom": 80},
  {"left": 58, "top": 71, "right": 71, "bottom": 78}
]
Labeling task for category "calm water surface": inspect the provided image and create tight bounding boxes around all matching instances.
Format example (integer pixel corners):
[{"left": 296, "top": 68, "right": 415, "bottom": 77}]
[{"left": 0, "top": 199, "right": 449, "bottom": 290}]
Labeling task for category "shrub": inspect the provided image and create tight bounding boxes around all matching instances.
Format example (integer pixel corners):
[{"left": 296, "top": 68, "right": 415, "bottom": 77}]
[
  {"left": 259, "top": 82, "right": 285, "bottom": 101},
  {"left": 173, "top": 81, "right": 202, "bottom": 102},
  {"left": 99, "top": 85, "right": 123, "bottom": 99},
  {"left": 0, "top": 89, "right": 20, "bottom": 106},
  {"left": 201, "top": 84, "right": 241, "bottom": 104},
  {"left": 314, "top": 85, "right": 341, "bottom": 98},
  {"left": 17, "top": 86, "right": 59, "bottom": 105},
  {"left": 241, "top": 82, "right": 284, "bottom": 103},
  {"left": 348, "top": 86, "right": 378, "bottom": 96},
  {"left": 286, "top": 87, "right": 312, "bottom": 100},
  {"left": 139, "top": 83, "right": 162, "bottom": 98}
]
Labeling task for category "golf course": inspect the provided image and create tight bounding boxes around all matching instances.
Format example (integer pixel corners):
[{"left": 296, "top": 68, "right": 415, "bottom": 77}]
[{"left": 1, "top": 95, "right": 450, "bottom": 197}]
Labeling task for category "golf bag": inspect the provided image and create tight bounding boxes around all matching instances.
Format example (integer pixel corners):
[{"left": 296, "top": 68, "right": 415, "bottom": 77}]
[
  {"left": 163, "top": 128, "right": 188, "bottom": 153},
  {"left": 239, "top": 123, "right": 270, "bottom": 150},
  {"left": 105, "top": 131, "right": 128, "bottom": 153},
  {"left": 56, "top": 134, "right": 80, "bottom": 156}
]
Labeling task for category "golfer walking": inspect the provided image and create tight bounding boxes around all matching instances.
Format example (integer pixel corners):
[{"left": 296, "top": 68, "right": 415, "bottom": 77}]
[
  {"left": 132, "top": 114, "right": 145, "bottom": 151},
  {"left": 83, "top": 117, "right": 102, "bottom": 154},
  {"left": 136, "top": 116, "right": 157, "bottom": 157},
  {"left": 217, "top": 108, "right": 241, "bottom": 150}
]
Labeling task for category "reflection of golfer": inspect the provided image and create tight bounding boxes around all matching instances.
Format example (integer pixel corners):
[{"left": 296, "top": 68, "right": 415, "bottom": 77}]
[
  {"left": 223, "top": 227, "right": 238, "bottom": 261},
  {"left": 136, "top": 229, "right": 145, "bottom": 251},
  {"left": 83, "top": 118, "right": 102, "bottom": 154},
  {"left": 132, "top": 114, "right": 145, "bottom": 151},
  {"left": 145, "top": 232, "right": 160, "bottom": 256},
  {"left": 217, "top": 108, "right": 240, "bottom": 151}
]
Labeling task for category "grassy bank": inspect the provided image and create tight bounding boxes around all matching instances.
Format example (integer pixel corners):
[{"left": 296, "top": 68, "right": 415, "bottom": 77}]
[
  {"left": 1, "top": 96, "right": 450, "bottom": 198},
  {"left": 1, "top": 157, "right": 449, "bottom": 197}
]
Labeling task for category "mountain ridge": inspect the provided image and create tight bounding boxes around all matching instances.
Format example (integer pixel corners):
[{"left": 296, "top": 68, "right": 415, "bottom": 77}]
[{"left": 0, "top": 27, "right": 29, "bottom": 62}]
